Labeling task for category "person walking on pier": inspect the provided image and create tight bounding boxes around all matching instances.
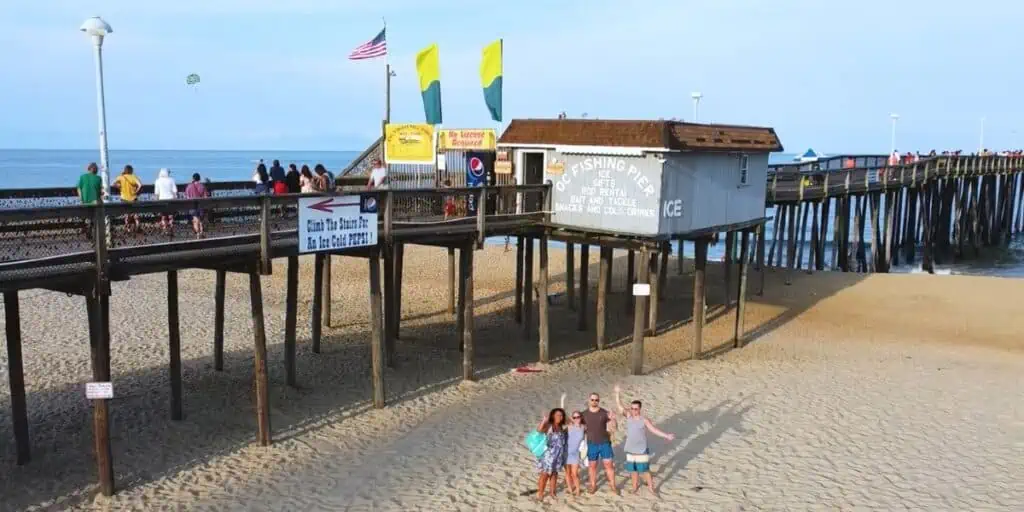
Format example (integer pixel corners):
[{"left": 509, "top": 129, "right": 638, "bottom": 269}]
[
  {"left": 184, "top": 173, "right": 209, "bottom": 238},
  {"left": 614, "top": 384, "right": 676, "bottom": 496},
  {"left": 582, "top": 392, "right": 619, "bottom": 495},
  {"left": 112, "top": 165, "right": 142, "bottom": 233},
  {"left": 153, "top": 168, "right": 178, "bottom": 235}
]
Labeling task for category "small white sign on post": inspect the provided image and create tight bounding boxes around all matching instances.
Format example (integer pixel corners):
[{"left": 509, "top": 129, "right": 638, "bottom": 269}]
[
  {"left": 85, "top": 382, "right": 114, "bottom": 400},
  {"left": 632, "top": 283, "right": 651, "bottom": 296},
  {"left": 437, "top": 153, "right": 447, "bottom": 171},
  {"left": 298, "top": 195, "right": 379, "bottom": 253}
]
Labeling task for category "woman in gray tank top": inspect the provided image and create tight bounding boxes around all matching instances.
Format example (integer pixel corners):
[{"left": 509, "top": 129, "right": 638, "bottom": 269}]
[{"left": 614, "top": 384, "right": 676, "bottom": 496}]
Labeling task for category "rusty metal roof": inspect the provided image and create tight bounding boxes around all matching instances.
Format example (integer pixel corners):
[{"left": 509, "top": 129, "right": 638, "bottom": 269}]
[{"left": 498, "top": 119, "right": 783, "bottom": 152}]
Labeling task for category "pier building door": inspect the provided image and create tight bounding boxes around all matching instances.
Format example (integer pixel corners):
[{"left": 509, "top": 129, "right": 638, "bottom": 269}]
[{"left": 522, "top": 151, "right": 545, "bottom": 212}]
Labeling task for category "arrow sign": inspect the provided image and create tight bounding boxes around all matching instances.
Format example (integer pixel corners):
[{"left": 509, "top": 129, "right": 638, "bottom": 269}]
[{"left": 307, "top": 197, "right": 359, "bottom": 213}]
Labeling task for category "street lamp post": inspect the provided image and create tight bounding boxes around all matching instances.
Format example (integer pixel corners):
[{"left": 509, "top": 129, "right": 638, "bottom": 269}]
[
  {"left": 691, "top": 92, "right": 703, "bottom": 122},
  {"left": 80, "top": 17, "right": 113, "bottom": 197},
  {"left": 889, "top": 113, "right": 899, "bottom": 154}
]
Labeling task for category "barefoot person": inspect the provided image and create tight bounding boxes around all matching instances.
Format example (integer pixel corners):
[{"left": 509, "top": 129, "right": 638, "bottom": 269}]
[
  {"left": 614, "top": 385, "right": 676, "bottom": 496},
  {"left": 184, "top": 173, "right": 209, "bottom": 238},
  {"left": 561, "top": 394, "right": 587, "bottom": 497},
  {"left": 535, "top": 407, "right": 568, "bottom": 502},
  {"left": 582, "top": 392, "right": 618, "bottom": 494},
  {"left": 112, "top": 165, "right": 142, "bottom": 233}
]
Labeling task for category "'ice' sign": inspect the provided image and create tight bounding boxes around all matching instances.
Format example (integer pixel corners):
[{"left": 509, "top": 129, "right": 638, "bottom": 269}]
[{"left": 298, "top": 196, "right": 379, "bottom": 253}]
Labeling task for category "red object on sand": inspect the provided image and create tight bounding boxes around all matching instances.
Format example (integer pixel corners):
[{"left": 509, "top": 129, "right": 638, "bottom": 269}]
[{"left": 514, "top": 366, "right": 543, "bottom": 373}]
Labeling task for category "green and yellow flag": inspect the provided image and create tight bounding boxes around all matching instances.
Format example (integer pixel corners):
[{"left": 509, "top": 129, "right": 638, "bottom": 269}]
[
  {"left": 480, "top": 39, "right": 502, "bottom": 122},
  {"left": 415, "top": 43, "right": 443, "bottom": 125}
]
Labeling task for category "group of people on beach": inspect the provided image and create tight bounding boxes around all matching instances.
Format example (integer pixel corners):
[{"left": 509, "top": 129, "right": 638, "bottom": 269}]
[{"left": 532, "top": 385, "right": 676, "bottom": 502}]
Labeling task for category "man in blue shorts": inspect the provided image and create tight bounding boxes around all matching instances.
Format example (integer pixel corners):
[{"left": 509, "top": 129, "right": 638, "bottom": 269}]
[{"left": 581, "top": 392, "right": 618, "bottom": 494}]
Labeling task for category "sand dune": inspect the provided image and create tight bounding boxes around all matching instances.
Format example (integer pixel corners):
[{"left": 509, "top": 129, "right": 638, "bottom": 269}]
[{"left": 1, "top": 244, "right": 1022, "bottom": 510}]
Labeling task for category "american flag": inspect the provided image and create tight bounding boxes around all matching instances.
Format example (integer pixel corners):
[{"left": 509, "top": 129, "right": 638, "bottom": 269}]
[{"left": 348, "top": 28, "right": 387, "bottom": 60}]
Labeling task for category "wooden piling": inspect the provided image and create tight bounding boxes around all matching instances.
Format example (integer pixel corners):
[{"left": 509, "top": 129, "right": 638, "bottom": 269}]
[
  {"left": 578, "top": 244, "right": 589, "bottom": 331},
  {"left": 213, "top": 269, "right": 225, "bottom": 371},
  {"left": 322, "top": 255, "right": 332, "bottom": 328},
  {"left": 382, "top": 244, "right": 396, "bottom": 366},
  {"left": 596, "top": 247, "right": 611, "bottom": 350},
  {"left": 785, "top": 203, "right": 798, "bottom": 284},
  {"left": 284, "top": 256, "right": 298, "bottom": 387},
  {"left": 677, "top": 239, "right": 685, "bottom": 275},
  {"left": 724, "top": 231, "right": 734, "bottom": 300},
  {"left": 513, "top": 239, "right": 523, "bottom": 323},
  {"left": 248, "top": 272, "right": 272, "bottom": 446},
  {"left": 566, "top": 243, "right": 575, "bottom": 311},
  {"left": 394, "top": 243, "right": 404, "bottom": 340},
  {"left": 87, "top": 293, "right": 114, "bottom": 496},
  {"left": 647, "top": 245, "right": 660, "bottom": 336},
  {"left": 658, "top": 241, "right": 669, "bottom": 299},
  {"left": 692, "top": 239, "right": 708, "bottom": 359},
  {"left": 523, "top": 237, "right": 534, "bottom": 340},
  {"left": 311, "top": 253, "right": 324, "bottom": 354},
  {"left": 626, "top": 250, "right": 635, "bottom": 313},
  {"left": 461, "top": 242, "right": 476, "bottom": 380},
  {"left": 167, "top": 271, "right": 183, "bottom": 421},
  {"left": 631, "top": 245, "right": 650, "bottom": 375},
  {"left": 538, "top": 234, "right": 550, "bottom": 364},
  {"left": 809, "top": 201, "right": 819, "bottom": 273},
  {"left": 795, "top": 204, "right": 809, "bottom": 270},
  {"left": 756, "top": 223, "right": 766, "bottom": 273},
  {"left": 767, "top": 209, "right": 781, "bottom": 267},
  {"left": 368, "top": 247, "right": 385, "bottom": 408},
  {"left": 734, "top": 230, "right": 750, "bottom": 348},
  {"left": 869, "top": 192, "right": 880, "bottom": 272},
  {"left": 818, "top": 197, "right": 831, "bottom": 271},
  {"left": 4, "top": 291, "right": 30, "bottom": 465}
]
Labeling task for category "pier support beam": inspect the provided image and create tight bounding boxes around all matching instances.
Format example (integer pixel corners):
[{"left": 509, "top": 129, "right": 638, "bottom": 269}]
[
  {"left": 248, "top": 272, "right": 272, "bottom": 447},
  {"left": 538, "top": 234, "right": 550, "bottom": 364},
  {"left": 646, "top": 246, "right": 660, "bottom": 336},
  {"left": 284, "top": 256, "right": 298, "bottom": 387},
  {"left": 692, "top": 239, "right": 708, "bottom": 359},
  {"left": 460, "top": 242, "right": 476, "bottom": 380},
  {"left": 734, "top": 230, "right": 750, "bottom": 348},
  {"left": 383, "top": 245, "right": 396, "bottom": 366},
  {"left": 322, "top": 255, "right": 332, "bottom": 328},
  {"left": 724, "top": 231, "right": 734, "bottom": 303},
  {"left": 213, "top": 270, "right": 226, "bottom": 371},
  {"left": 631, "top": 246, "right": 650, "bottom": 375},
  {"left": 658, "top": 242, "right": 669, "bottom": 301},
  {"left": 167, "top": 271, "right": 183, "bottom": 421},
  {"left": 394, "top": 243, "right": 404, "bottom": 340},
  {"left": 4, "top": 291, "right": 30, "bottom": 465},
  {"left": 514, "top": 238, "right": 523, "bottom": 323},
  {"left": 677, "top": 239, "right": 685, "bottom": 275},
  {"left": 523, "top": 238, "right": 534, "bottom": 340},
  {"left": 566, "top": 243, "right": 575, "bottom": 311},
  {"left": 577, "top": 244, "right": 589, "bottom": 330},
  {"left": 596, "top": 246, "right": 611, "bottom": 350},
  {"left": 311, "top": 253, "right": 324, "bottom": 354},
  {"left": 448, "top": 247, "right": 456, "bottom": 317},
  {"left": 87, "top": 292, "right": 114, "bottom": 496},
  {"left": 368, "top": 246, "right": 386, "bottom": 408},
  {"left": 625, "top": 250, "right": 635, "bottom": 313}
]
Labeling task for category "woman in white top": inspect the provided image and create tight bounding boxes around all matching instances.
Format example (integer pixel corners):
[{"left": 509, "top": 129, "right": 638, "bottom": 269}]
[{"left": 154, "top": 168, "right": 178, "bottom": 235}]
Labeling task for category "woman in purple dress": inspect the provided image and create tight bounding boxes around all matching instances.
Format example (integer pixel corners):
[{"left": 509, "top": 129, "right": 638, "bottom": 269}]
[{"left": 535, "top": 407, "right": 568, "bottom": 502}]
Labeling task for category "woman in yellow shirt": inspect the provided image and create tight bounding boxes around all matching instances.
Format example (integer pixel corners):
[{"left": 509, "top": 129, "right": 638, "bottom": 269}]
[{"left": 112, "top": 165, "right": 142, "bottom": 233}]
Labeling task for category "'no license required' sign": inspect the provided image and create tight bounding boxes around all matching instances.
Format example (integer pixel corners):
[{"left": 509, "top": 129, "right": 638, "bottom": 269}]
[{"left": 298, "top": 196, "right": 379, "bottom": 253}]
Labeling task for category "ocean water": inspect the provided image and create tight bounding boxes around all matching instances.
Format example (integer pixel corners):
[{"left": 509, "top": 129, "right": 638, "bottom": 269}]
[{"left": 1, "top": 149, "right": 1020, "bottom": 277}]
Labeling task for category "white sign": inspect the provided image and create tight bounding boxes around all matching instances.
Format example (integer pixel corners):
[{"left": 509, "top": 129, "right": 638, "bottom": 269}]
[
  {"left": 86, "top": 382, "right": 114, "bottom": 400},
  {"left": 298, "top": 196, "right": 378, "bottom": 253},
  {"left": 632, "top": 283, "right": 651, "bottom": 296},
  {"left": 437, "top": 153, "right": 447, "bottom": 171}
]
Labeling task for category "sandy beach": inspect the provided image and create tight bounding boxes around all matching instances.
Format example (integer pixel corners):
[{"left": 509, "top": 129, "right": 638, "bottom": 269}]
[{"left": 1, "top": 244, "right": 1022, "bottom": 511}]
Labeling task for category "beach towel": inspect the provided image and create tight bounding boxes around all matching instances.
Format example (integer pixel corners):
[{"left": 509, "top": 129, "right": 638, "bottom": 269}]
[{"left": 524, "top": 430, "right": 547, "bottom": 458}]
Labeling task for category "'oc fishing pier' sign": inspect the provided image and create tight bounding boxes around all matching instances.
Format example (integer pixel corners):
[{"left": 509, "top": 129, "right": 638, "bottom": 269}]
[{"left": 298, "top": 196, "right": 378, "bottom": 253}]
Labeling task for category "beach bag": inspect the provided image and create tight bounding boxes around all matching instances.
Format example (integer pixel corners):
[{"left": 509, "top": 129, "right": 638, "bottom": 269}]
[
  {"left": 579, "top": 439, "right": 588, "bottom": 462},
  {"left": 524, "top": 430, "right": 547, "bottom": 458}
]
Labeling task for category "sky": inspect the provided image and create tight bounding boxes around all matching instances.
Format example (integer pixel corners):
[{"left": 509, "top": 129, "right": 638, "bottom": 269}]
[{"left": 1, "top": 0, "right": 1021, "bottom": 153}]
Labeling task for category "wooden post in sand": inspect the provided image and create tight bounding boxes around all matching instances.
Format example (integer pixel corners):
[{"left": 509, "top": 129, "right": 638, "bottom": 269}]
[
  {"left": 625, "top": 250, "right": 635, "bottom": 313},
  {"left": 809, "top": 202, "right": 819, "bottom": 273},
  {"left": 87, "top": 292, "right": 115, "bottom": 496},
  {"left": 368, "top": 246, "right": 386, "bottom": 408},
  {"left": 658, "top": 241, "right": 669, "bottom": 301},
  {"left": 248, "top": 272, "right": 272, "bottom": 446},
  {"left": 457, "top": 247, "right": 466, "bottom": 352},
  {"left": 692, "top": 239, "right": 708, "bottom": 359},
  {"left": 514, "top": 238, "right": 523, "bottom": 323},
  {"left": 577, "top": 244, "right": 589, "bottom": 331},
  {"left": 724, "top": 231, "right": 734, "bottom": 302},
  {"left": 734, "top": 230, "right": 750, "bottom": 348},
  {"left": 311, "top": 253, "right": 324, "bottom": 354},
  {"left": 394, "top": 243, "right": 405, "bottom": 340},
  {"left": 631, "top": 245, "right": 650, "bottom": 375},
  {"left": 566, "top": 243, "right": 575, "bottom": 311},
  {"left": 322, "top": 255, "right": 332, "bottom": 328},
  {"left": 460, "top": 241, "right": 476, "bottom": 380},
  {"left": 383, "top": 244, "right": 396, "bottom": 366},
  {"left": 677, "top": 239, "right": 685, "bottom": 275},
  {"left": 596, "top": 247, "right": 611, "bottom": 350},
  {"left": 284, "top": 255, "right": 298, "bottom": 387},
  {"left": 448, "top": 247, "right": 457, "bottom": 317},
  {"left": 646, "top": 246, "right": 660, "bottom": 336},
  {"left": 523, "top": 237, "right": 534, "bottom": 340},
  {"left": 167, "top": 271, "right": 183, "bottom": 421},
  {"left": 213, "top": 270, "right": 226, "bottom": 371},
  {"left": 538, "top": 233, "right": 550, "bottom": 364},
  {"left": 4, "top": 291, "right": 30, "bottom": 465}
]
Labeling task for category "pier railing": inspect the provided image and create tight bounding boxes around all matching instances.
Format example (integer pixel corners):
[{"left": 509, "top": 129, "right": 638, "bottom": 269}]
[
  {"left": 767, "top": 154, "right": 1024, "bottom": 203},
  {"left": 0, "top": 184, "right": 550, "bottom": 290}
]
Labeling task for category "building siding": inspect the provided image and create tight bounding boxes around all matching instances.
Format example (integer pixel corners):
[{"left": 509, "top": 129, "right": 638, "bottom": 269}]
[{"left": 658, "top": 152, "right": 768, "bottom": 234}]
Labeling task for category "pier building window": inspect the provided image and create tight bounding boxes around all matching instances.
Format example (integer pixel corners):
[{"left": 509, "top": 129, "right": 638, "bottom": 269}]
[{"left": 739, "top": 154, "right": 749, "bottom": 185}]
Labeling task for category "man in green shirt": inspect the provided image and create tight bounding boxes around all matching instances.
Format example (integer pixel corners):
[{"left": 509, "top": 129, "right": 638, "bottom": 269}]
[{"left": 77, "top": 162, "right": 103, "bottom": 204}]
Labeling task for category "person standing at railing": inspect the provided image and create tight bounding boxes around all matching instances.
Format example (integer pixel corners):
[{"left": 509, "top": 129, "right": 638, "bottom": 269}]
[
  {"left": 76, "top": 162, "right": 104, "bottom": 239},
  {"left": 366, "top": 158, "right": 388, "bottom": 189},
  {"left": 254, "top": 163, "right": 271, "bottom": 195},
  {"left": 112, "top": 164, "right": 142, "bottom": 234},
  {"left": 313, "top": 164, "right": 332, "bottom": 192},
  {"left": 270, "top": 159, "right": 288, "bottom": 195},
  {"left": 286, "top": 164, "right": 301, "bottom": 194},
  {"left": 299, "top": 165, "right": 316, "bottom": 193},
  {"left": 154, "top": 168, "right": 178, "bottom": 236},
  {"left": 184, "top": 173, "right": 209, "bottom": 239}
]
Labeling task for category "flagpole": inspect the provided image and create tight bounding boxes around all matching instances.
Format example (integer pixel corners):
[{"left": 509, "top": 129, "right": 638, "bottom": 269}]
[{"left": 383, "top": 18, "right": 390, "bottom": 131}]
